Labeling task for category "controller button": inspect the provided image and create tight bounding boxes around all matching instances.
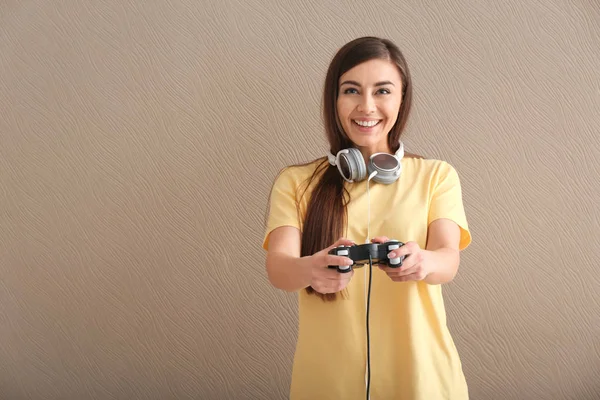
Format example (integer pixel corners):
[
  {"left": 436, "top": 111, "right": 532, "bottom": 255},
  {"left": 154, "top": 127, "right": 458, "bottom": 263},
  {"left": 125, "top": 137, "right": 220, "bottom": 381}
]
[
  {"left": 388, "top": 244, "right": 399, "bottom": 251},
  {"left": 337, "top": 249, "right": 349, "bottom": 256}
]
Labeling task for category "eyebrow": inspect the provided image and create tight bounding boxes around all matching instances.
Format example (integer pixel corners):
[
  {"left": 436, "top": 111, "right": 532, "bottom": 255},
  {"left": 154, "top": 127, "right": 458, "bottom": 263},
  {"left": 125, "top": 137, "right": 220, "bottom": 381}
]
[{"left": 340, "top": 80, "right": 395, "bottom": 87}]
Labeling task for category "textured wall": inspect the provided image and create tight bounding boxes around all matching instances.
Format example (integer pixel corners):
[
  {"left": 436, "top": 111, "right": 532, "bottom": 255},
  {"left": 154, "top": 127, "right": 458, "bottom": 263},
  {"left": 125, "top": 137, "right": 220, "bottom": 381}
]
[{"left": 1, "top": 0, "right": 599, "bottom": 399}]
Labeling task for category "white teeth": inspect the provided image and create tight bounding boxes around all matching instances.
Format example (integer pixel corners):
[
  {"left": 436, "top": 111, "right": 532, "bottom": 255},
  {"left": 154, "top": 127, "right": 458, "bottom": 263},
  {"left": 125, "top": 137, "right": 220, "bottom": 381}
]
[{"left": 354, "top": 120, "right": 380, "bottom": 127}]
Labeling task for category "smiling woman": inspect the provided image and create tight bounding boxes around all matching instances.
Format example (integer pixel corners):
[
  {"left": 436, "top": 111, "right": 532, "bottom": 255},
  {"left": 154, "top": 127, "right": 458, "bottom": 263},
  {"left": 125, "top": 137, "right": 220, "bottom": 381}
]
[
  {"left": 262, "top": 36, "right": 472, "bottom": 400},
  {"left": 336, "top": 60, "right": 404, "bottom": 162}
]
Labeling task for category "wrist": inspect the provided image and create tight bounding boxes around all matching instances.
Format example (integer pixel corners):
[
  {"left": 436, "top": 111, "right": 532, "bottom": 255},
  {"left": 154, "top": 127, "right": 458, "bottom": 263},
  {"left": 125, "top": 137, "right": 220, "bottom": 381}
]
[
  {"left": 266, "top": 252, "right": 314, "bottom": 292},
  {"left": 299, "top": 254, "right": 316, "bottom": 285},
  {"left": 423, "top": 248, "right": 460, "bottom": 285}
]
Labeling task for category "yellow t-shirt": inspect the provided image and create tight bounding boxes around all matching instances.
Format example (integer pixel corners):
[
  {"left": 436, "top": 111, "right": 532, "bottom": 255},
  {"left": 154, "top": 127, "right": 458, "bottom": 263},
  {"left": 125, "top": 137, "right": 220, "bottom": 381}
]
[{"left": 262, "top": 156, "right": 472, "bottom": 400}]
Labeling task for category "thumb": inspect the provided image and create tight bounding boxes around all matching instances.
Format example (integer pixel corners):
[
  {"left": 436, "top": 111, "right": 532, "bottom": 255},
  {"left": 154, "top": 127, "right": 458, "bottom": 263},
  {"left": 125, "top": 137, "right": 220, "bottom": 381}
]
[{"left": 371, "top": 236, "right": 390, "bottom": 244}]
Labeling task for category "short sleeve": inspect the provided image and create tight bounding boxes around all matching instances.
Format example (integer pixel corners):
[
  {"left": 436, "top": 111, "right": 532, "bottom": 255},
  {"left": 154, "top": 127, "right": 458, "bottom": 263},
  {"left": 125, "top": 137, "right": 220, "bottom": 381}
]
[
  {"left": 428, "top": 162, "right": 472, "bottom": 250},
  {"left": 262, "top": 167, "right": 301, "bottom": 251}
]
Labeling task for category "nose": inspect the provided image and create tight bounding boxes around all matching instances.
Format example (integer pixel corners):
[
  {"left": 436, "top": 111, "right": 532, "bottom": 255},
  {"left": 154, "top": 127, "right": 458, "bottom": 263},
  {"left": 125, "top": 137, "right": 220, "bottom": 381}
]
[{"left": 357, "top": 93, "right": 376, "bottom": 113}]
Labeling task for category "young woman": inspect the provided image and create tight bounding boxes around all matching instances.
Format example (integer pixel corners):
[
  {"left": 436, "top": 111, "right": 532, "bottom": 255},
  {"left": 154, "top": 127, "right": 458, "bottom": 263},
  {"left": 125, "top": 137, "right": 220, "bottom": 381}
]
[{"left": 262, "top": 36, "right": 472, "bottom": 400}]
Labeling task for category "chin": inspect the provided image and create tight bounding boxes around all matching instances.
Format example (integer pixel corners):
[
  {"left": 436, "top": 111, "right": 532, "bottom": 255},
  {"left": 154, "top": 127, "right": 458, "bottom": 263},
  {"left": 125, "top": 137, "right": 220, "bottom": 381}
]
[{"left": 348, "top": 134, "right": 387, "bottom": 149}]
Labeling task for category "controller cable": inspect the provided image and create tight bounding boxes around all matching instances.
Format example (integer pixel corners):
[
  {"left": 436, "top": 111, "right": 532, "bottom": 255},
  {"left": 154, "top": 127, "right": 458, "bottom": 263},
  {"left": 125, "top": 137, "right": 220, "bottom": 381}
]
[
  {"left": 365, "top": 253, "right": 373, "bottom": 400},
  {"left": 364, "top": 171, "right": 377, "bottom": 400}
]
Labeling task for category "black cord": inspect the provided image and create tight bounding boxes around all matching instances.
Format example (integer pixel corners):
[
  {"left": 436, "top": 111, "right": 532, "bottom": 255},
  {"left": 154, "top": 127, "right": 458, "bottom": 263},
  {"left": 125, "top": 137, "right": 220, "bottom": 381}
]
[{"left": 366, "top": 254, "right": 373, "bottom": 400}]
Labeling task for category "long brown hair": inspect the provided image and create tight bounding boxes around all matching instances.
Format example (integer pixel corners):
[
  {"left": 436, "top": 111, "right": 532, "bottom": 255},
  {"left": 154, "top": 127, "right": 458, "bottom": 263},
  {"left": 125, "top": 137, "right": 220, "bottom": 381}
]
[{"left": 273, "top": 37, "right": 413, "bottom": 301}]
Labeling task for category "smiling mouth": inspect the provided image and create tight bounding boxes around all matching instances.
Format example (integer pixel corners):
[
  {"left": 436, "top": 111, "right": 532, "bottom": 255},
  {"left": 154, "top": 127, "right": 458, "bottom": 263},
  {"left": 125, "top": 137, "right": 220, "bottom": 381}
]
[{"left": 353, "top": 119, "right": 382, "bottom": 128}]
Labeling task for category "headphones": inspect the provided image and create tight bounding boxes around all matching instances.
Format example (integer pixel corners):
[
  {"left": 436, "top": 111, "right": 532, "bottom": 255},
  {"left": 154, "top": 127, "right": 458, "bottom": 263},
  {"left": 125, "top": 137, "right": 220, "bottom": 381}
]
[{"left": 327, "top": 141, "right": 404, "bottom": 184}]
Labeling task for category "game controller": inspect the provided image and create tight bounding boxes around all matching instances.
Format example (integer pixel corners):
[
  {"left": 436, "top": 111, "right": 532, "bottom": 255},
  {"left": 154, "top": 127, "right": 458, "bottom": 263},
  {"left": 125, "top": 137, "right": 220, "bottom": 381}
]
[{"left": 328, "top": 240, "right": 406, "bottom": 273}]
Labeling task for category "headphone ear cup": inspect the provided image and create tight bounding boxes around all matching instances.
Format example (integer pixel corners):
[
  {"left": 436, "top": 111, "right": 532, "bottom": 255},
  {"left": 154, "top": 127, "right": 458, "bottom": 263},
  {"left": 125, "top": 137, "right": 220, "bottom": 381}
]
[
  {"left": 368, "top": 152, "right": 402, "bottom": 184},
  {"left": 370, "top": 163, "right": 402, "bottom": 184},
  {"left": 346, "top": 148, "right": 367, "bottom": 181}
]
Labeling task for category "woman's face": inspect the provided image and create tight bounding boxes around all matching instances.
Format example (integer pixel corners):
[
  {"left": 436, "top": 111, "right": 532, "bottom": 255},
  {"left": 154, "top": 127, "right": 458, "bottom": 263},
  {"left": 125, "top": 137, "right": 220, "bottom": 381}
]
[{"left": 336, "top": 58, "right": 403, "bottom": 155}]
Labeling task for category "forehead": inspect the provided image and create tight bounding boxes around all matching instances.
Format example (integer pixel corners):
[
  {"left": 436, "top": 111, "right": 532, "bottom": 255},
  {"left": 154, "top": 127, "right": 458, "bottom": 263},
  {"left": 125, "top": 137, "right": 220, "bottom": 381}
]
[{"left": 339, "top": 58, "right": 402, "bottom": 85}]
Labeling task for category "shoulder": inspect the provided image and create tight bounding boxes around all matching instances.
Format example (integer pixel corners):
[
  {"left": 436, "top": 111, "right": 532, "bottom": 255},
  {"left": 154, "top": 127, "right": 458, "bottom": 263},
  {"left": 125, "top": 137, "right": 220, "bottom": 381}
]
[
  {"left": 403, "top": 154, "right": 459, "bottom": 178},
  {"left": 270, "top": 157, "right": 329, "bottom": 194},
  {"left": 402, "top": 156, "right": 465, "bottom": 195},
  {"left": 275, "top": 157, "right": 327, "bottom": 182},
  {"left": 278, "top": 157, "right": 326, "bottom": 178}
]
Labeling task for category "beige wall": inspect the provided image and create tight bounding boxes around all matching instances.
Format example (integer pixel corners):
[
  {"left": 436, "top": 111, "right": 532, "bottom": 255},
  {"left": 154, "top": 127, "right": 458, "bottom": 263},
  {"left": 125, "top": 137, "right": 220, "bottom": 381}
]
[{"left": 1, "top": 1, "right": 599, "bottom": 399}]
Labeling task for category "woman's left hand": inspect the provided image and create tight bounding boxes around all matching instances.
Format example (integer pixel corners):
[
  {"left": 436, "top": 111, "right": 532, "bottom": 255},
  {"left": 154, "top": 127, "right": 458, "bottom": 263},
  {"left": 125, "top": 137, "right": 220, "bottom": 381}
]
[{"left": 371, "top": 236, "right": 432, "bottom": 282}]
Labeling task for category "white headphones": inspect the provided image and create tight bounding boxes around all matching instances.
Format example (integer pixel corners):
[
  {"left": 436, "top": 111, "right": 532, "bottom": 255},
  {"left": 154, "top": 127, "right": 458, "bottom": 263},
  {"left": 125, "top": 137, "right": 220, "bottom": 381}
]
[{"left": 327, "top": 141, "right": 404, "bottom": 184}]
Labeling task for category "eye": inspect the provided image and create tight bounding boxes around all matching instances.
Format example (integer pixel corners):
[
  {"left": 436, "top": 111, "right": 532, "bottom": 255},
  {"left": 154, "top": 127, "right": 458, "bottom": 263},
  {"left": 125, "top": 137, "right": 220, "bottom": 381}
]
[
  {"left": 377, "top": 88, "right": 391, "bottom": 95},
  {"left": 343, "top": 88, "right": 358, "bottom": 94}
]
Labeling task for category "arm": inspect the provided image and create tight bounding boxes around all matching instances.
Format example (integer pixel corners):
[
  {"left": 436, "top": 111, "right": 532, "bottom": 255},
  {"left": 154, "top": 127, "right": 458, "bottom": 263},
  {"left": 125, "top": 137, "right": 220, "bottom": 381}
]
[
  {"left": 379, "top": 162, "right": 471, "bottom": 284},
  {"left": 265, "top": 226, "right": 357, "bottom": 293},
  {"left": 265, "top": 226, "right": 313, "bottom": 292},
  {"left": 374, "top": 218, "right": 463, "bottom": 285},
  {"left": 423, "top": 218, "right": 461, "bottom": 285}
]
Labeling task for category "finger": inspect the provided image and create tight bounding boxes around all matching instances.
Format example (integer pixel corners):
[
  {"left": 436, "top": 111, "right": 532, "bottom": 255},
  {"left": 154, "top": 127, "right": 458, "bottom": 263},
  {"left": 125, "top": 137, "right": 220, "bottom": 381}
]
[
  {"left": 314, "top": 275, "right": 353, "bottom": 292},
  {"left": 386, "top": 245, "right": 419, "bottom": 271},
  {"left": 378, "top": 265, "right": 403, "bottom": 276},
  {"left": 327, "top": 237, "right": 356, "bottom": 250},
  {"left": 313, "top": 284, "right": 337, "bottom": 294},
  {"left": 324, "top": 254, "right": 354, "bottom": 269},
  {"left": 397, "top": 250, "right": 423, "bottom": 271},
  {"left": 315, "top": 263, "right": 355, "bottom": 277},
  {"left": 396, "top": 263, "right": 421, "bottom": 277},
  {"left": 390, "top": 271, "right": 426, "bottom": 282},
  {"left": 371, "top": 236, "right": 390, "bottom": 244},
  {"left": 378, "top": 261, "right": 414, "bottom": 275},
  {"left": 387, "top": 254, "right": 415, "bottom": 272},
  {"left": 317, "top": 268, "right": 353, "bottom": 281},
  {"left": 380, "top": 255, "right": 419, "bottom": 276},
  {"left": 388, "top": 241, "right": 419, "bottom": 258},
  {"left": 325, "top": 278, "right": 353, "bottom": 290}
]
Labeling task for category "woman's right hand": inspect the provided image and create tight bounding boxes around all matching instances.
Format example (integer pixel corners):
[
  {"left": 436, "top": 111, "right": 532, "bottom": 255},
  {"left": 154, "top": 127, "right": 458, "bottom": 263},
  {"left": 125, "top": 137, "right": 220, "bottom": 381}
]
[{"left": 307, "top": 238, "right": 356, "bottom": 294}]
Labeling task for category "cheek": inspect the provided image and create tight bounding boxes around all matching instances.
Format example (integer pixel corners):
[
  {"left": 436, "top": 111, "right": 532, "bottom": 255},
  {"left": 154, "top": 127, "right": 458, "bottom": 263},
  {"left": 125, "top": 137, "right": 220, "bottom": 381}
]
[
  {"left": 337, "top": 105, "right": 355, "bottom": 133},
  {"left": 336, "top": 100, "right": 353, "bottom": 119},
  {"left": 383, "top": 102, "right": 401, "bottom": 124}
]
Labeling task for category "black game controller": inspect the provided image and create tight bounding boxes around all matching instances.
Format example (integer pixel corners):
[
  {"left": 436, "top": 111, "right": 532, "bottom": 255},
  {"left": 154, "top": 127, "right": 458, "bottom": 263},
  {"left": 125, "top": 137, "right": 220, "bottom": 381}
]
[{"left": 328, "top": 240, "right": 406, "bottom": 273}]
